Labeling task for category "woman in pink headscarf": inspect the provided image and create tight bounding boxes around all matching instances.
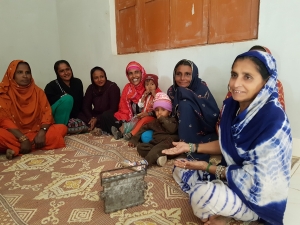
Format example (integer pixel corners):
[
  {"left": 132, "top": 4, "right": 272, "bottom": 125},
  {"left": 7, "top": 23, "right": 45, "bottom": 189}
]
[{"left": 99, "top": 61, "right": 146, "bottom": 135}]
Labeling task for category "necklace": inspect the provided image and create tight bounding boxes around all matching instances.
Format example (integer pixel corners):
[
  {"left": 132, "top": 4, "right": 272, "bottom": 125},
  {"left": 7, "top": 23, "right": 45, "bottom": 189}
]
[{"left": 236, "top": 108, "right": 240, "bottom": 116}]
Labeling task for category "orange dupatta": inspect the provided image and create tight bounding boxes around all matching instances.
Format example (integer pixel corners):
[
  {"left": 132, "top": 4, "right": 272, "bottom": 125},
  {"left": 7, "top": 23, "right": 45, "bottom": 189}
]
[{"left": 0, "top": 60, "right": 53, "bottom": 134}]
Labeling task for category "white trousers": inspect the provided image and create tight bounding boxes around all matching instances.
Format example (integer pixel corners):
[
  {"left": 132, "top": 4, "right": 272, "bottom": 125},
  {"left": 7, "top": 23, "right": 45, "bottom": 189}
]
[{"left": 173, "top": 167, "right": 259, "bottom": 221}]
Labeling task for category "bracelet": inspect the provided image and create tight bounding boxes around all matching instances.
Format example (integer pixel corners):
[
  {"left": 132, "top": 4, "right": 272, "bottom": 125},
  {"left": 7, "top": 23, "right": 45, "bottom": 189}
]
[
  {"left": 18, "top": 135, "right": 28, "bottom": 143},
  {"left": 206, "top": 162, "right": 212, "bottom": 172},
  {"left": 188, "top": 143, "right": 196, "bottom": 153},
  {"left": 215, "top": 165, "right": 226, "bottom": 180}
]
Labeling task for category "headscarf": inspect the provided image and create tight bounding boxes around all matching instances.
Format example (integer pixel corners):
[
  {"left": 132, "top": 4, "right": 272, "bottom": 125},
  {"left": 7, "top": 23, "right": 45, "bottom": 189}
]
[
  {"left": 167, "top": 59, "right": 219, "bottom": 143},
  {"left": 125, "top": 61, "right": 146, "bottom": 103},
  {"left": 90, "top": 66, "right": 114, "bottom": 97},
  {"left": 219, "top": 51, "right": 292, "bottom": 225},
  {"left": 0, "top": 60, "right": 53, "bottom": 133},
  {"left": 168, "top": 59, "right": 217, "bottom": 114},
  {"left": 114, "top": 61, "right": 146, "bottom": 121}
]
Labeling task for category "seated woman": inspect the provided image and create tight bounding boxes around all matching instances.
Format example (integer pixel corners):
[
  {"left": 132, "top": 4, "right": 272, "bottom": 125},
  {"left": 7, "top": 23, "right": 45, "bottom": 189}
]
[
  {"left": 163, "top": 51, "right": 292, "bottom": 225},
  {"left": 78, "top": 66, "right": 120, "bottom": 132},
  {"left": 100, "top": 61, "right": 146, "bottom": 135},
  {"left": 0, "top": 60, "right": 67, "bottom": 160},
  {"left": 167, "top": 59, "right": 220, "bottom": 160},
  {"left": 44, "top": 60, "right": 84, "bottom": 127}
]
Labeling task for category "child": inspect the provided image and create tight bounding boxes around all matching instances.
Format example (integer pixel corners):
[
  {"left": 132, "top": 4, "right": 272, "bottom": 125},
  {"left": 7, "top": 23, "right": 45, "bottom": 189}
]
[
  {"left": 112, "top": 74, "right": 161, "bottom": 140},
  {"left": 121, "top": 92, "right": 179, "bottom": 168}
]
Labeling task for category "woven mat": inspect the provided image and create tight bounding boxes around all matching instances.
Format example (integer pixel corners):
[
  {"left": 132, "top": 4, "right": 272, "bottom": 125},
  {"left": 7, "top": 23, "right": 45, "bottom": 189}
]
[{"left": 0, "top": 133, "right": 202, "bottom": 225}]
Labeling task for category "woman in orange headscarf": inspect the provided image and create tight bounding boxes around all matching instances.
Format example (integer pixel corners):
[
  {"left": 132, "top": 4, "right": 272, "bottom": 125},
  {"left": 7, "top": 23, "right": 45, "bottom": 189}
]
[{"left": 0, "top": 60, "right": 67, "bottom": 159}]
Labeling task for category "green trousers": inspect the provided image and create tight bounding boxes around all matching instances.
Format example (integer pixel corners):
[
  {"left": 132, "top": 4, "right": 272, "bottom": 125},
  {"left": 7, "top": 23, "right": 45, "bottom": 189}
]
[{"left": 51, "top": 94, "right": 73, "bottom": 125}]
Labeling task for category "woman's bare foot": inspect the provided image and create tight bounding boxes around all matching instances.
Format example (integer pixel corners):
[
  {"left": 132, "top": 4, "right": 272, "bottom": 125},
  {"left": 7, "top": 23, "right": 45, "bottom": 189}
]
[
  {"left": 203, "top": 215, "right": 259, "bottom": 225},
  {"left": 203, "top": 215, "right": 228, "bottom": 225},
  {"left": 6, "top": 149, "right": 15, "bottom": 160}
]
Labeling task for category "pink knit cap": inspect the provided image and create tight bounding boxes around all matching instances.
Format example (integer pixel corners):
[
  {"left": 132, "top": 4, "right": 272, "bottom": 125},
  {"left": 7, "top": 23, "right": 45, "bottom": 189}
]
[{"left": 153, "top": 92, "right": 172, "bottom": 112}]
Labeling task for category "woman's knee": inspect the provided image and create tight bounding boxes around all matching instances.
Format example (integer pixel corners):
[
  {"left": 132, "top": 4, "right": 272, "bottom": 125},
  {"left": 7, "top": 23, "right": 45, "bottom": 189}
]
[{"left": 58, "top": 95, "right": 74, "bottom": 109}]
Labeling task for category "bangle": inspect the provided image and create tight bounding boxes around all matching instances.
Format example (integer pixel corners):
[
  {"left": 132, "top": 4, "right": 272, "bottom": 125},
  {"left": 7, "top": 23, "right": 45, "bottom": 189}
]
[
  {"left": 18, "top": 135, "right": 28, "bottom": 143},
  {"left": 206, "top": 162, "right": 212, "bottom": 172},
  {"left": 188, "top": 143, "right": 195, "bottom": 153},
  {"left": 215, "top": 166, "right": 226, "bottom": 180}
]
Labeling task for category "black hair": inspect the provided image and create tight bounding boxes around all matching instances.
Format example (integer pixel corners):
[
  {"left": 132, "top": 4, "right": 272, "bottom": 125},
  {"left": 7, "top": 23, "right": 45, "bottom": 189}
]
[
  {"left": 90, "top": 66, "right": 107, "bottom": 84},
  {"left": 54, "top": 60, "right": 73, "bottom": 77},
  {"left": 17, "top": 62, "right": 31, "bottom": 72},
  {"left": 174, "top": 59, "right": 192, "bottom": 72},
  {"left": 249, "top": 45, "right": 267, "bottom": 52},
  {"left": 232, "top": 56, "right": 269, "bottom": 80}
]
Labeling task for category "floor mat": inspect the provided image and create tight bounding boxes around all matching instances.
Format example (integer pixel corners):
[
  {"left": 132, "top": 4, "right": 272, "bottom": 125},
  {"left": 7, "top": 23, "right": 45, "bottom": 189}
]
[{"left": 0, "top": 133, "right": 202, "bottom": 225}]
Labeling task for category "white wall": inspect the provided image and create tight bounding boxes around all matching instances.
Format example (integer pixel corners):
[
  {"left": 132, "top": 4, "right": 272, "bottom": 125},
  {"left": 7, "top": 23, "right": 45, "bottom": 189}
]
[
  {"left": 0, "top": 0, "right": 61, "bottom": 88},
  {"left": 55, "top": 0, "right": 300, "bottom": 139},
  {"left": 1, "top": 0, "right": 300, "bottom": 140}
]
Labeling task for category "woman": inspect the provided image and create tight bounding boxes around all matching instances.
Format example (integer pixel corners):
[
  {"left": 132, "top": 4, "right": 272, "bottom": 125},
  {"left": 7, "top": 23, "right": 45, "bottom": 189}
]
[
  {"left": 0, "top": 60, "right": 67, "bottom": 159},
  {"left": 78, "top": 66, "right": 120, "bottom": 131},
  {"left": 167, "top": 59, "right": 219, "bottom": 144},
  {"left": 163, "top": 51, "right": 292, "bottom": 225},
  {"left": 100, "top": 61, "right": 146, "bottom": 135},
  {"left": 44, "top": 60, "right": 84, "bottom": 125}
]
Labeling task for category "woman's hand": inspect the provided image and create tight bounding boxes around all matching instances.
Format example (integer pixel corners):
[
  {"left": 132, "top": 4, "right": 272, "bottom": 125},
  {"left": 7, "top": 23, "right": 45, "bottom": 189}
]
[
  {"left": 88, "top": 117, "right": 97, "bottom": 131},
  {"left": 20, "top": 139, "right": 32, "bottom": 154},
  {"left": 174, "top": 158, "right": 208, "bottom": 171},
  {"left": 162, "top": 142, "right": 190, "bottom": 155},
  {"left": 34, "top": 130, "right": 46, "bottom": 149},
  {"left": 141, "top": 91, "right": 150, "bottom": 102},
  {"left": 137, "top": 112, "right": 148, "bottom": 119}
]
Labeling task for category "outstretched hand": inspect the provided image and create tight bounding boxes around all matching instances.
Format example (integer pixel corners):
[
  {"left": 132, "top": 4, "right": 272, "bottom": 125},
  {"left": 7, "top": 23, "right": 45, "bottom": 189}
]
[
  {"left": 174, "top": 158, "right": 208, "bottom": 171},
  {"left": 162, "top": 142, "right": 189, "bottom": 155}
]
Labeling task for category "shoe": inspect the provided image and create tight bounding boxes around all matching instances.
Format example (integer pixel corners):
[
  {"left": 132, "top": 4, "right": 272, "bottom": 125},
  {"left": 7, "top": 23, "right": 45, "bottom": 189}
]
[
  {"left": 123, "top": 133, "right": 132, "bottom": 141},
  {"left": 111, "top": 126, "right": 122, "bottom": 140},
  {"left": 157, "top": 156, "right": 167, "bottom": 167}
]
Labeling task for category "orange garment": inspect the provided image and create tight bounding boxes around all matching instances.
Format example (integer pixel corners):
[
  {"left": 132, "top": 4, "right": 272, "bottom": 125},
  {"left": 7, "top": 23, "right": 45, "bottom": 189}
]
[
  {"left": 130, "top": 116, "right": 156, "bottom": 136},
  {"left": 0, "top": 124, "right": 67, "bottom": 154},
  {"left": 0, "top": 60, "right": 67, "bottom": 155}
]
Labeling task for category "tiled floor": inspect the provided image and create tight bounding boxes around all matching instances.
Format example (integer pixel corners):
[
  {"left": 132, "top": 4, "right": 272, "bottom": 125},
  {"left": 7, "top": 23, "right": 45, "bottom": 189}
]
[{"left": 284, "top": 141, "right": 300, "bottom": 224}]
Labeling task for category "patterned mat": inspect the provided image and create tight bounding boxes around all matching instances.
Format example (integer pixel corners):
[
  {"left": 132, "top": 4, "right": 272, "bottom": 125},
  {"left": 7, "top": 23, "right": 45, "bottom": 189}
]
[{"left": 0, "top": 133, "right": 202, "bottom": 225}]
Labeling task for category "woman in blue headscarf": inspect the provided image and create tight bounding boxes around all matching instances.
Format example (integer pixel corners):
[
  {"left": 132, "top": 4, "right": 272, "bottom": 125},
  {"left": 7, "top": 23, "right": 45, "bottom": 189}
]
[
  {"left": 167, "top": 59, "right": 219, "bottom": 143},
  {"left": 163, "top": 51, "right": 292, "bottom": 225},
  {"left": 167, "top": 59, "right": 220, "bottom": 160}
]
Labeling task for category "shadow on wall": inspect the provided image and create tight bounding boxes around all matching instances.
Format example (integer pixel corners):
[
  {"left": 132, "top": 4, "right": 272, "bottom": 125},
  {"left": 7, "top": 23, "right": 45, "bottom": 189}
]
[
  {"left": 202, "top": 66, "right": 229, "bottom": 108},
  {"left": 157, "top": 75, "right": 173, "bottom": 93}
]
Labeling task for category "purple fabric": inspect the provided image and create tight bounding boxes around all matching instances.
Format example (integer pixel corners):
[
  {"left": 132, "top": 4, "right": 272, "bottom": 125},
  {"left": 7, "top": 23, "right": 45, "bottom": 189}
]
[{"left": 78, "top": 80, "right": 120, "bottom": 125}]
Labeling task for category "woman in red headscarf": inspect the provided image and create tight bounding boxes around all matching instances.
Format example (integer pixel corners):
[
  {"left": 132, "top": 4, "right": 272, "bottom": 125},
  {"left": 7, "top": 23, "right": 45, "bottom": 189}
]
[
  {"left": 99, "top": 61, "right": 146, "bottom": 135},
  {"left": 0, "top": 60, "right": 67, "bottom": 159}
]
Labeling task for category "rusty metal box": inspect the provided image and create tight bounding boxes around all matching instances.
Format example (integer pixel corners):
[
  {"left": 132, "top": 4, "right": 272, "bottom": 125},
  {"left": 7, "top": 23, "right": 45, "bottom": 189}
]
[{"left": 100, "top": 166, "right": 147, "bottom": 213}]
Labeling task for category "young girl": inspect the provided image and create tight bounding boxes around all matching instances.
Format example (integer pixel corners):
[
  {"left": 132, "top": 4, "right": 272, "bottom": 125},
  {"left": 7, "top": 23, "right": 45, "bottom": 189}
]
[
  {"left": 121, "top": 92, "right": 179, "bottom": 169},
  {"left": 112, "top": 74, "right": 161, "bottom": 140}
]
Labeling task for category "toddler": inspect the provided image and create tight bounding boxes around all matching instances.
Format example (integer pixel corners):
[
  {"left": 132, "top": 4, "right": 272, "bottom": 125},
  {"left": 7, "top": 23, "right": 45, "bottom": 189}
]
[
  {"left": 112, "top": 74, "right": 161, "bottom": 140},
  {"left": 121, "top": 92, "right": 179, "bottom": 169}
]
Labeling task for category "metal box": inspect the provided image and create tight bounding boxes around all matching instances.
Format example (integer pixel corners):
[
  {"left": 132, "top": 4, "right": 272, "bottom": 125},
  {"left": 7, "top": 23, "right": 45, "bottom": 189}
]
[{"left": 100, "top": 166, "right": 147, "bottom": 213}]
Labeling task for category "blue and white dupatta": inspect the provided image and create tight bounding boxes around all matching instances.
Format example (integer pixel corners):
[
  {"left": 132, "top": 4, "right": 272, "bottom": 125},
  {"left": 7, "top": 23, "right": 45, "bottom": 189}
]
[{"left": 219, "top": 51, "right": 292, "bottom": 225}]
